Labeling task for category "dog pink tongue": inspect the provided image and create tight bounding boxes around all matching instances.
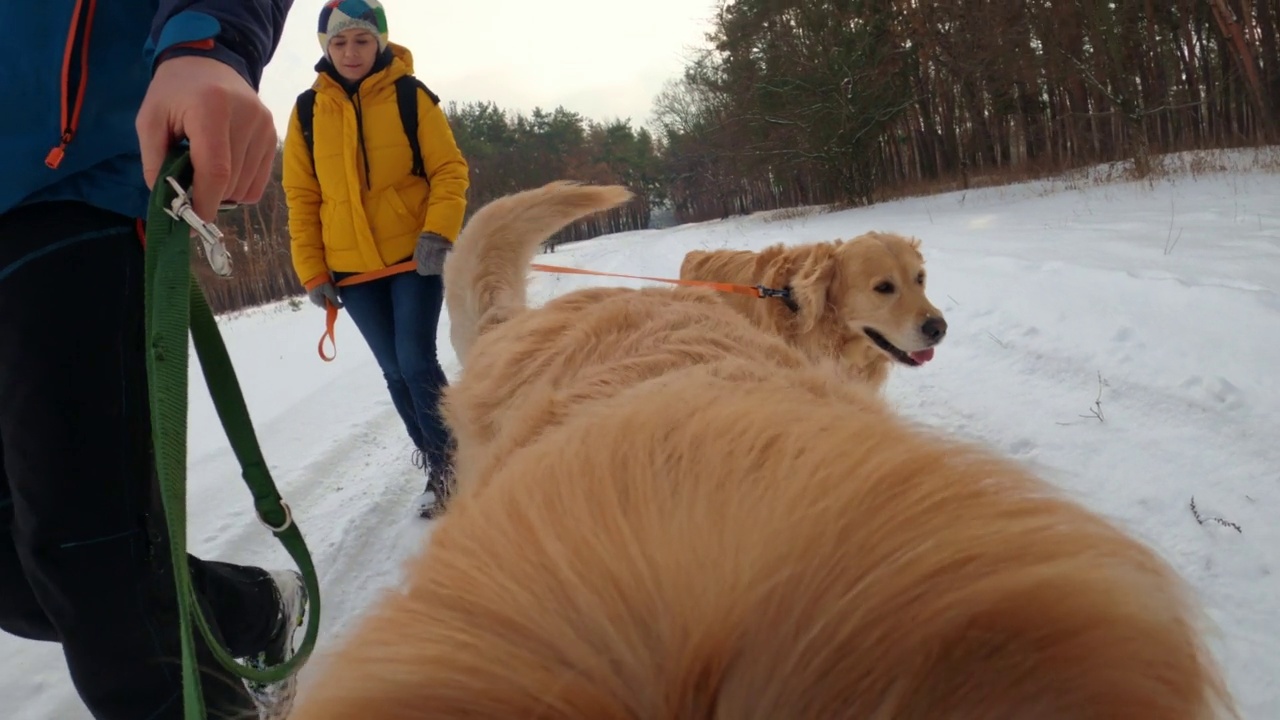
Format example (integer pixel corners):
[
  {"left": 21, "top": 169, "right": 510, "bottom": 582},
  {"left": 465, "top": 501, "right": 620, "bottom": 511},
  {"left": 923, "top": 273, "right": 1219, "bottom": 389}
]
[{"left": 909, "top": 348, "right": 935, "bottom": 364}]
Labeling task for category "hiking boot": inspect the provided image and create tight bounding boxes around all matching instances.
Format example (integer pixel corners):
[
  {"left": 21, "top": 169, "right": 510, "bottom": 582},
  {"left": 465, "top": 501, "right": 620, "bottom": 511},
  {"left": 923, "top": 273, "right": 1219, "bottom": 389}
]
[
  {"left": 244, "top": 569, "right": 309, "bottom": 720},
  {"left": 416, "top": 465, "right": 455, "bottom": 520}
]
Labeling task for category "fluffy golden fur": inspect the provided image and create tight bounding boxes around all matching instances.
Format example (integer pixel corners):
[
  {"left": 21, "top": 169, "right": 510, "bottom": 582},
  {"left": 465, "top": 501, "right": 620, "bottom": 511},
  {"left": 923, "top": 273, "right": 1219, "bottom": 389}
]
[
  {"left": 289, "top": 181, "right": 1234, "bottom": 720},
  {"left": 679, "top": 233, "right": 946, "bottom": 390}
]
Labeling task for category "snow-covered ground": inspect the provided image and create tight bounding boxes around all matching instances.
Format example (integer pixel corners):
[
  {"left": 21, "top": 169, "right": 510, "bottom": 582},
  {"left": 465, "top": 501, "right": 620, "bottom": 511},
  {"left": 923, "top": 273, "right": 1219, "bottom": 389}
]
[{"left": 3, "top": 150, "right": 1277, "bottom": 718}]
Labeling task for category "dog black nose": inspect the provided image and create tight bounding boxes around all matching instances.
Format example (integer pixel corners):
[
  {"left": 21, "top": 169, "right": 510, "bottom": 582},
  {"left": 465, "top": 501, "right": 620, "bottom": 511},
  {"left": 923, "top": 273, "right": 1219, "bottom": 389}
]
[{"left": 921, "top": 316, "right": 947, "bottom": 343}]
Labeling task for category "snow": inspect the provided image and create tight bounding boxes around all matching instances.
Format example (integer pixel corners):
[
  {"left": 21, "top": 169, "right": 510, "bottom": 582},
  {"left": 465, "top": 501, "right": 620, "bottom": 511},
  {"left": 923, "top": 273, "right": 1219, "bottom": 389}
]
[{"left": 3, "top": 149, "right": 1277, "bottom": 718}]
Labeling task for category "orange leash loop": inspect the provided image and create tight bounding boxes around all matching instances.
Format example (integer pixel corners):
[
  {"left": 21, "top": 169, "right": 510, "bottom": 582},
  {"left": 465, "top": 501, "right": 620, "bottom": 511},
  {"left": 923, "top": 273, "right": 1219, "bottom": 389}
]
[
  {"left": 316, "top": 261, "right": 417, "bottom": 362},
  {"left": 318, "top": 302, "right": 340, "bottom": 361}
]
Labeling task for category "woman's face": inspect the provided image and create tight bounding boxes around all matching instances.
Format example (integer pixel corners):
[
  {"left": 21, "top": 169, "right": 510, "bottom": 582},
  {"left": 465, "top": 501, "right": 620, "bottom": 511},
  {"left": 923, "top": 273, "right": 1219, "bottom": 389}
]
[{"left": 328, "top": 29, "right": 378, "bottom": 81}]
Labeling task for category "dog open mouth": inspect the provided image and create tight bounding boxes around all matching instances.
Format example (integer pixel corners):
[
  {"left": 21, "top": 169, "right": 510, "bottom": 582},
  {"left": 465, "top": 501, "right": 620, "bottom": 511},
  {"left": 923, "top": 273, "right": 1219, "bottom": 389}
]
[{"left": 864, "top": 328, "right": 935, "bottom": 366}]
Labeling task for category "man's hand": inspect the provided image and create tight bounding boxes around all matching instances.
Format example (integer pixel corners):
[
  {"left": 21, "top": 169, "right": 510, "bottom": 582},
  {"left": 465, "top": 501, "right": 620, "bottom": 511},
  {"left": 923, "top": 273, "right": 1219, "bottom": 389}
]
[{"left": 136, "top": 55, "right": 278, "bottom": 222}]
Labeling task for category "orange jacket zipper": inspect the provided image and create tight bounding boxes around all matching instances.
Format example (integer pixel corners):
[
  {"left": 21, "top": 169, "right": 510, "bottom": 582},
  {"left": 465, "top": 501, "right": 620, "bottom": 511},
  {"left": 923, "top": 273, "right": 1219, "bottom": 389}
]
[{"left": 46, "top": 0, "right": 99, "bottom": 169}]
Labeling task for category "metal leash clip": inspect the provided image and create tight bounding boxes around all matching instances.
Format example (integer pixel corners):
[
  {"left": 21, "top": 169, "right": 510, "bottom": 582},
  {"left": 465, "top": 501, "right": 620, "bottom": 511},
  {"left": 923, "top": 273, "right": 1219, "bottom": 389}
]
[{"left": 163, "top": 177, "right": 235, "bottom": 277}]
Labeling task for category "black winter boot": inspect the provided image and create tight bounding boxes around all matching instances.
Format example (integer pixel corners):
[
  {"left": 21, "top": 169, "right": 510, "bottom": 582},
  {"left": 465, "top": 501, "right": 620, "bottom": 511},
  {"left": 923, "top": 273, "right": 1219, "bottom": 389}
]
[{"left": 416, "top": 464, "right": 455, "bottom": 520}]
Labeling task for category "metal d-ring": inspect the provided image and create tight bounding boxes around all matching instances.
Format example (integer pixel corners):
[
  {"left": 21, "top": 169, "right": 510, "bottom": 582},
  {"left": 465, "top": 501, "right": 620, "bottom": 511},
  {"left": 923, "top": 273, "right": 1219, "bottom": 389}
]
[{"left": 257, "top": 500, "right": 294, "bottom": 534}]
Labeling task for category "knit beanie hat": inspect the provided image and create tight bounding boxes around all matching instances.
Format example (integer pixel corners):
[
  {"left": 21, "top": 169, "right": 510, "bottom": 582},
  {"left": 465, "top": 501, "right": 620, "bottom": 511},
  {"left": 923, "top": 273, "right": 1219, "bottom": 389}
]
[{"left": 318, "top": 0, "right": 389, "bottom": 54}]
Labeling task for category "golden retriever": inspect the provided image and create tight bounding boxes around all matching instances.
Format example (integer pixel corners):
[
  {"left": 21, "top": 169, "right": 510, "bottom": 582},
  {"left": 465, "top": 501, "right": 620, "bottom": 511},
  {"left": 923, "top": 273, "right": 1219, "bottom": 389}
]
[
  {"left": 288, "top": 181, "right": 1233, "bottom": 720},
  {"left": 680, "top": 233, "right": 945, "bottom": 390}
]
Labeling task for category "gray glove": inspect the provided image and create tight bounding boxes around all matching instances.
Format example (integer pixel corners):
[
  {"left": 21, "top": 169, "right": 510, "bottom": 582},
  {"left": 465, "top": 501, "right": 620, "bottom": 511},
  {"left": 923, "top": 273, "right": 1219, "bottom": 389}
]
[
  {"left": 308, "top": 281, "right": 343, "bottom": 309},
  {"left": 414, "top": 232, "right": 452, "bottom": 276}
]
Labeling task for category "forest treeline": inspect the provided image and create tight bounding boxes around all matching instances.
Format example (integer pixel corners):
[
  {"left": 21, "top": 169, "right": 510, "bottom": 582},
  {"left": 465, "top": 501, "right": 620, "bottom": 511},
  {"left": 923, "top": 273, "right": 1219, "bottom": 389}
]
[{"left": 196, "top": 0, "right": 1278, "bottom": 313}]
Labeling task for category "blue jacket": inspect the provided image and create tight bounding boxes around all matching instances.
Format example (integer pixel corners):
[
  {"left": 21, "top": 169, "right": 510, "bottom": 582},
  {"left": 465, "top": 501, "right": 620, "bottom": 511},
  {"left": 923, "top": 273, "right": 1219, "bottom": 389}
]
[{"left": 0, "top": 1, "right": 293, "bottom": 221}]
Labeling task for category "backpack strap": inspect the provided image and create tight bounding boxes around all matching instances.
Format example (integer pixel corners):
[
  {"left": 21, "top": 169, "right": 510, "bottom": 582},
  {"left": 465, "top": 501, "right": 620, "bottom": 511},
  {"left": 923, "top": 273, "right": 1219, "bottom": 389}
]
[
  {"left": 295, "top": 88, "right": 318, "bottom": 170},
  {"left": 297, "top": 78, "right": 438, "bottom": 179},
  {"left": 394, "top": 75, "right": 440, "bottom": 179}
]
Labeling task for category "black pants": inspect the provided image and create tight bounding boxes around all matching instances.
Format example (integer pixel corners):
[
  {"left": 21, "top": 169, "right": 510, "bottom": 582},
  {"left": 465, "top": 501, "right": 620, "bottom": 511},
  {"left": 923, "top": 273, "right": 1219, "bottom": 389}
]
[{"left": 0, "top": 201, "right": 280, "bottom": 719}]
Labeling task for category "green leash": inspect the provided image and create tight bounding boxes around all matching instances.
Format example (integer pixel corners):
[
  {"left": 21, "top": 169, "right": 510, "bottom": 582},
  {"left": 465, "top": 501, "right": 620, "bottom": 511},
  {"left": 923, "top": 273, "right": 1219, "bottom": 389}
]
[{"left": 143, "top": 149, "right": 322, "bottom": 719}]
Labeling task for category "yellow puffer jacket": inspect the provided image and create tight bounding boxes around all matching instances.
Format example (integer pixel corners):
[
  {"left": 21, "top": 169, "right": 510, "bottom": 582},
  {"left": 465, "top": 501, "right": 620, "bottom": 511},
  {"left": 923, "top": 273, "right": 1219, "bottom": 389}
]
[{"left": 282, "top": 43, "right": 469, "bottom": 289}]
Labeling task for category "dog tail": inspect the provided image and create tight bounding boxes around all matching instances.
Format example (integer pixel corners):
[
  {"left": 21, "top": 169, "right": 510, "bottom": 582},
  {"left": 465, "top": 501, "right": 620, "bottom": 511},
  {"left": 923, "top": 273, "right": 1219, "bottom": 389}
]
[{"left": 443, "top": 180, "right": 634, "bottom": 363}]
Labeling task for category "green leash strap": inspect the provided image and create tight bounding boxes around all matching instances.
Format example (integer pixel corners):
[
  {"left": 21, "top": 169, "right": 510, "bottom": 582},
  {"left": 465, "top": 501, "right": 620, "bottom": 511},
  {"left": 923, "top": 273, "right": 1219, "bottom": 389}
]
[{"left": 144, "top": 149, "right": 322, "bottom": 719}]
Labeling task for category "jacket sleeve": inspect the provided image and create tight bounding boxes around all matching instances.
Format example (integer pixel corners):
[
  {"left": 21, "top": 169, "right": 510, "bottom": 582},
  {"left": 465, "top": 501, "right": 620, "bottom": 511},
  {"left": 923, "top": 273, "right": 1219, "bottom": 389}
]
[
  {"left": 145, "top": 1, "right": 295, "bottom": 90},
  {"left": 281, "top": 106, "right": 329, "bottom": 288},
  {"left": 417, "top": 98, "right": 470, "bottom": 243}
]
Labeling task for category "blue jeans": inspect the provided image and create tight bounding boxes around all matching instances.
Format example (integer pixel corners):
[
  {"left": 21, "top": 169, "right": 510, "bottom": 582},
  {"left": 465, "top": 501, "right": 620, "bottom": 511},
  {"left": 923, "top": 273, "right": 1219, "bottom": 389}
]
[{"left": 336, "top": 270, "right": 454, "bottom": 470}]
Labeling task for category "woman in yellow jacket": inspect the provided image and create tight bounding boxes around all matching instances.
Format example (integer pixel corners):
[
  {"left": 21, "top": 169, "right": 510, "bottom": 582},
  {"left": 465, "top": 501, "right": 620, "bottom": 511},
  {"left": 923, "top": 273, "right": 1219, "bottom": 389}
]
[{"left": 282, "top": 0, "right": 468, "bottom": 519}]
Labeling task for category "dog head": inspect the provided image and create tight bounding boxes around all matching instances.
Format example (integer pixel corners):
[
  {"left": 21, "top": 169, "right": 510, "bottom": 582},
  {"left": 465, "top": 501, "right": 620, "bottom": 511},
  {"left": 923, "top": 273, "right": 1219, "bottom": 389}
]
[{"left": 786, "top": 232, "right": 946, "bottom": 367}]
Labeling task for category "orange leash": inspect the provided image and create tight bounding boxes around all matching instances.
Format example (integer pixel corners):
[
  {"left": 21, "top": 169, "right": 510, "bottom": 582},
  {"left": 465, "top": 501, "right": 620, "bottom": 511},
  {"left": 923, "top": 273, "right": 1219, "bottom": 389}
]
[
  {"left": 528, "top": 263, "right": 772, "bottom": 299},
  {"left": 315, "top": 261, "right": 791, "bottom": 361},
  {"left": 317, "top": 260, "right": 416, "bottom": 361}
]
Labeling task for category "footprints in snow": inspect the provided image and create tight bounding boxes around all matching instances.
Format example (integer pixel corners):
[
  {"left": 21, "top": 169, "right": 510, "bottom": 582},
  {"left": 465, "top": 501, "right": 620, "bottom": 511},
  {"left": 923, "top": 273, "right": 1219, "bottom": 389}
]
[
  {"left": 903, "top": 401, "right": 1038, "bottom": 459},
  {"left": 936, "top": 305, "right": 1251, "bottom": 426},
  {"left": 1179, "top": 375, "right": 1247, "bottom": 411},
  {"left": 201, "top": 518, "right": 239, "bottom": 547},
  {"left": 1125, "top": 268, "right": 1270, "bottom": 294},
  {"left": 1109, "top": 325, "right": 1148, "bottom": 367},
  {"left": 1007, "top": 437, "right": 1038, "bottom": 457}
]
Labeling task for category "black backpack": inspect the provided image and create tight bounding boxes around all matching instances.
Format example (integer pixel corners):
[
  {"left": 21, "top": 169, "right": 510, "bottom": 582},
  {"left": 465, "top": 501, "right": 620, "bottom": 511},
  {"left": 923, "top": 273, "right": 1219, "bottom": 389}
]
[{"left": 295, "top": 75, "right": 441, "bottom": 178}]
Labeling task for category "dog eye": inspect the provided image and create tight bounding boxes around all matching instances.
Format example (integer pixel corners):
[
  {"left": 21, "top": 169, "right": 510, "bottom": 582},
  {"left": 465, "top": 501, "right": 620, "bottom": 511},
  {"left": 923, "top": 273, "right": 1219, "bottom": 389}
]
[
  {"left": 916, "top": 272, "right": 925, "bottom": 285},
  {"left": 874, "top": 281, "right": 895, "bottom": 294}
]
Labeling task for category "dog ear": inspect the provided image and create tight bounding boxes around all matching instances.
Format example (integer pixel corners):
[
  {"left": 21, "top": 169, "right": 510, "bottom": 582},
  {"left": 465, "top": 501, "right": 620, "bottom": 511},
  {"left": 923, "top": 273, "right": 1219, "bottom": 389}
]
[{"left": 787, "top": 245, "right": 836, "bottom": 332}]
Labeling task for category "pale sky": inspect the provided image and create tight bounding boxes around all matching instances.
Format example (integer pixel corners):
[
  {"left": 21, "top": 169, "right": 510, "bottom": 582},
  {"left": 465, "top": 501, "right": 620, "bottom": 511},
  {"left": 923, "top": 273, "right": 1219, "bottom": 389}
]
[{"left": 258, "top": 0, "right": 719, "bottom": 137}]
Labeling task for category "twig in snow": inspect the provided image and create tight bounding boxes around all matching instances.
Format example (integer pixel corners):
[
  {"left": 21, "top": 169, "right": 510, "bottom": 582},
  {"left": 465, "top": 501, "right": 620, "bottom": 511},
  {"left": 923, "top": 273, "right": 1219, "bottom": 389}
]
[
  {"left": 1080, "top": 371, "right": 1106, "bottom": 422},
  {"left": 1164, "top": 202, "right": 1183, "bottom": 255},
  {"left": 1055, "top": 371, "right": 1108, "bottom": 425},
  {"left": 1190, "top": 496, "right": 1242, "bottom": 534},
  {"left": 986, "top": 331, "right": 1009, "bottom": 349}
]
